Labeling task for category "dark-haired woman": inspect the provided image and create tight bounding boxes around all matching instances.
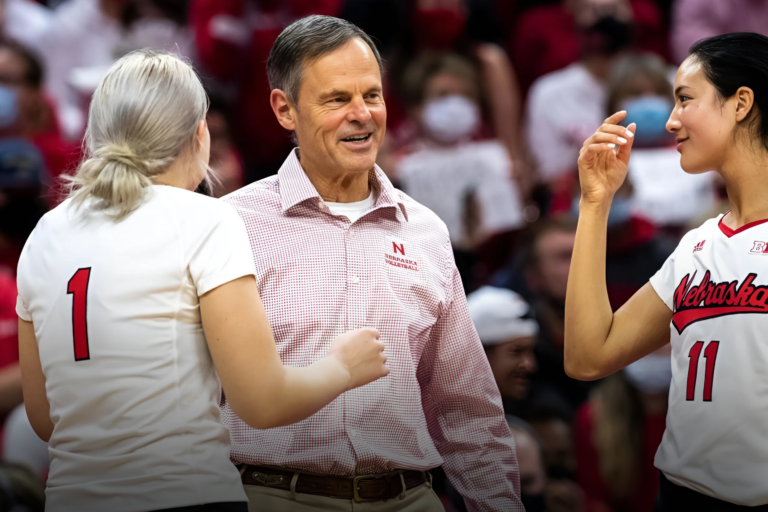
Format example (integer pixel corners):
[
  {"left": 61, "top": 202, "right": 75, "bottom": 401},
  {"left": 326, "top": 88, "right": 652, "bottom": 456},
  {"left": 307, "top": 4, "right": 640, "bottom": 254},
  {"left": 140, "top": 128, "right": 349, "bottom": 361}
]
[{"left": 564, "top": 32, "right": 768, "bottom": 510}]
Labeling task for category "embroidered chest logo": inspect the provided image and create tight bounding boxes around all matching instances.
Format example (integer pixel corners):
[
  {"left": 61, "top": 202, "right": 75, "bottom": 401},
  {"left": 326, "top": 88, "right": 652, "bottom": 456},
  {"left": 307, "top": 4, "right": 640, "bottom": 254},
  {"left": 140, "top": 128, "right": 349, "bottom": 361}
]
[
  {"left": 385, "top": 240, "right": 419, "bottom": 271},
  {"left": 750, "top": 241, "right": 768, "bottom": 254},
  {"left": 693, "top": 240, "right": 706, "bottom": 253},
  {"left": 672, "top": 271, "right": 768, "bottom": 333}
]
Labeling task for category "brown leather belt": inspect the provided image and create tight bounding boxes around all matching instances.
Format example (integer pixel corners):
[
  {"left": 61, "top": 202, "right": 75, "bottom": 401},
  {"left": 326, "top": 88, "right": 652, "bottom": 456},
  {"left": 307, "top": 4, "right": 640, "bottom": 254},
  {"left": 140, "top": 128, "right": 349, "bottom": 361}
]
[{"left": 237, "top": 464, "right": 431, "bottom": 502}]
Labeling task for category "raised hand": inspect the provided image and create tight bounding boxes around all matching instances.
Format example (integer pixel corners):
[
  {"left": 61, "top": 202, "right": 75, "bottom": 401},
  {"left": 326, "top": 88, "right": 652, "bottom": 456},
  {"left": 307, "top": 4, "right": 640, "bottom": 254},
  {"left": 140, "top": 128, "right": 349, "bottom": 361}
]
[
  {"left": 577, "top": 111, "right": 637, "bottom": 205},
  {"left": 327, "top": 328, "right": 389, "bottom": 390}
]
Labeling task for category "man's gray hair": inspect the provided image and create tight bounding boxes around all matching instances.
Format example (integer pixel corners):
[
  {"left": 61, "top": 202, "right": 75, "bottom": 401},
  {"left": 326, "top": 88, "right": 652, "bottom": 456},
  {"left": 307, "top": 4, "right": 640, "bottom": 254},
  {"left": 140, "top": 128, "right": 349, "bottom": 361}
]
[{"left": 267, "top": 15, "right": 384, "bottom": 106}]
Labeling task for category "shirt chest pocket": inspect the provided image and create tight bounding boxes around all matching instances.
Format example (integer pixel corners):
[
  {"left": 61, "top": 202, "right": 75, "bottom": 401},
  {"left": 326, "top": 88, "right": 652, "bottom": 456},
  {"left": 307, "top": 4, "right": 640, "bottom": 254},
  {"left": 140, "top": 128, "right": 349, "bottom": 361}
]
[{"left": 381, "top": 236, "right": 444, "bottom": 329}]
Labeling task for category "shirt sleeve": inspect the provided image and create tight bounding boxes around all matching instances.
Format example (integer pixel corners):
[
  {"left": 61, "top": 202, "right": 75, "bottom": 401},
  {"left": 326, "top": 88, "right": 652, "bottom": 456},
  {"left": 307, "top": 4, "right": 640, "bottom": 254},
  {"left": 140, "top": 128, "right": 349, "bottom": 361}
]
[
  {"left": 649, "top": 251, "right": 676, "bottom": 311},
  {"left": 417, "top": 258, "right": 523, "bottom": 512},
  {"left": 16, "top": 295, "right": 31, "bottom": 322},
  {"left": 188, "top": 203, "right": 256, "bottom": 296},
  {"left": 649, "top": 230, "right": 696, "bottom": 311},
  {"left": 15, "top": 229, "right": 33, "bottom": 322}
]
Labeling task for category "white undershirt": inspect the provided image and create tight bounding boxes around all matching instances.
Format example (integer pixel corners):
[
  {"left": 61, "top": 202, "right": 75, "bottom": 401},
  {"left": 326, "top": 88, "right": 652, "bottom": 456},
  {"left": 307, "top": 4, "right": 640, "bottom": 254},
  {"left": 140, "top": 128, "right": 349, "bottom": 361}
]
[{"left": 324, "top": 191, "right": 376, "bottom": 223}]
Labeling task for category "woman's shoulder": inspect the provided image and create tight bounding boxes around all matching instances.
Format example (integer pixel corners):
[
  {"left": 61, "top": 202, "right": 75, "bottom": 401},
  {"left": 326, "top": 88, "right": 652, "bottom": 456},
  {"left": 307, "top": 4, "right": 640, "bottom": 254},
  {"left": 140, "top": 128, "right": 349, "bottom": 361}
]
[
  {"left": 674, "top": 215, "right": 724, "bottom": 248},
  {"left": 152, "top": 185, "right": 235, "bottom": 217},
  {"left": 150, "top": 186, "right": 244, "bottom": 237}
]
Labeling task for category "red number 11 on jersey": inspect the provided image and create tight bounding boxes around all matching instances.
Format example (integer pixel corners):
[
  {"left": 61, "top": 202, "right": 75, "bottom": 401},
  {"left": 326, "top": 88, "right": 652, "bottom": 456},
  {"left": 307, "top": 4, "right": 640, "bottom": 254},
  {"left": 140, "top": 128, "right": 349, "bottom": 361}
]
[
  {"left": 67, "top": 268, "right": 92, "bottom": 361},
  {"left": 686, "top": 340, "right": 719, "bottom": 402}
]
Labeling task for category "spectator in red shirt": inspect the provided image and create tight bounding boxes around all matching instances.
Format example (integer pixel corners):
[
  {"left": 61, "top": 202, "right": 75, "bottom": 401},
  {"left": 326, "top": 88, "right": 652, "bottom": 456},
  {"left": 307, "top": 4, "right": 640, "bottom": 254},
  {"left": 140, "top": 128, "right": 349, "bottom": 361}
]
[
  {"left": 510, "top": 0, "right": 666, "bottom": 94},
  {"left": 0, "top": 272, "right": 22, "bottom": 455},
  {"left": 0, "top": 40, "right": 80, "bottom": 185},
  {"left": 574, "top": 347, "right": 670, "bottom": 512}
]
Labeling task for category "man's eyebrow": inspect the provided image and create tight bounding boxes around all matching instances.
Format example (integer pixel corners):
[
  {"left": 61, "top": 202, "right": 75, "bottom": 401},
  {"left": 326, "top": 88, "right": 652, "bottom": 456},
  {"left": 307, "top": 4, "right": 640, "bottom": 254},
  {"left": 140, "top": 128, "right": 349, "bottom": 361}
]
[
  {"left": 674, "top": 85, "right": 691, "bottom": 95},
  {"left": 319, "top": 86, "right": 383, "bottom": 100},
  {"left": 318, "top": 89, "right": 349, "bottom": 100}
]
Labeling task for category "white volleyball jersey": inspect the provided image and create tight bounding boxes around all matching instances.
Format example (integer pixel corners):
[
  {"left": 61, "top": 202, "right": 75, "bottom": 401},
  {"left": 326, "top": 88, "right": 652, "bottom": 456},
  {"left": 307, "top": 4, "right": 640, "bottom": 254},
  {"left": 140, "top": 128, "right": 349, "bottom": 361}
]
[
  {"left": 650, "top": 213, "right": 768, "bottom": 506},
  {"left": 16, "top": 186, "right": 254, "bottom": 512}
]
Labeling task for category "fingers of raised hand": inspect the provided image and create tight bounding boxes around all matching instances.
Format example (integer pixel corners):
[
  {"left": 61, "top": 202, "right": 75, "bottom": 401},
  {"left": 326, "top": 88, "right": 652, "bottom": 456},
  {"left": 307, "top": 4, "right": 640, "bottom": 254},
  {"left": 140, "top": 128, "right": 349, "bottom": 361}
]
[
  {"left": 604, "top": 110, "right": 628, "bottom": 125},
  {"left": 598, "top": 123, "right": 635, "bottom": 140},
  {"left": 579, "top": 142, "right": 617, "bottom": 159},
  {"left": 584, "top": 131, "right": 629, "bottom": 148}
]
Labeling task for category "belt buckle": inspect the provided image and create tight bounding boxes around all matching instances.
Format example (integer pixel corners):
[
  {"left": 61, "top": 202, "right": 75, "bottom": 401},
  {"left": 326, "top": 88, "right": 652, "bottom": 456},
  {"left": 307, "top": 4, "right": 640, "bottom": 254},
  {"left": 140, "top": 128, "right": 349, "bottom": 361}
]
[
  {"left": 253, "top": 471, "right": 286, "bottom": 487},
  {"left": 353, "top": 474, "right": 379, "bottom": 503}
]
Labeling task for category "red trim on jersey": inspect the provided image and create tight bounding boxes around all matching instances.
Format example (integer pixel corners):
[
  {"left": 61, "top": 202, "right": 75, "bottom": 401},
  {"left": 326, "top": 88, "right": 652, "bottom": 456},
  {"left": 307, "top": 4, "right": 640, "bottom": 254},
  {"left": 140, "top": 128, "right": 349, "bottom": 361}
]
[{"left": 718, "top": 212, "right": 768, "bottom": 238}]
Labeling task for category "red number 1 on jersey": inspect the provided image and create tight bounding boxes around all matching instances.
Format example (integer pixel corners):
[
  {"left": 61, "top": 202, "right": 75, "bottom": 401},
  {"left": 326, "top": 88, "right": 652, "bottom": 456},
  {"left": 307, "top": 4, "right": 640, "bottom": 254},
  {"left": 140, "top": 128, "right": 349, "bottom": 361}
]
[
  {"left": 686, "top": 340, "right": 719, "bottom": 401},
  {"left": 67, "top": 268, "right": 91, "bottom": 361}
]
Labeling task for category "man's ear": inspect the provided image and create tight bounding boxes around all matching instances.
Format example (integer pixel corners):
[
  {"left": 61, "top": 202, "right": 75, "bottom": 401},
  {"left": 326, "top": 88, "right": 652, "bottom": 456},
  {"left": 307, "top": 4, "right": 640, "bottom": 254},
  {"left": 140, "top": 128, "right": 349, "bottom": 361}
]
[
  {"left": 270, "top": 89, "right": 297, "bottom": 131},
  {"left": 734, "top": 86, "right": 756, "bottom": 123}
]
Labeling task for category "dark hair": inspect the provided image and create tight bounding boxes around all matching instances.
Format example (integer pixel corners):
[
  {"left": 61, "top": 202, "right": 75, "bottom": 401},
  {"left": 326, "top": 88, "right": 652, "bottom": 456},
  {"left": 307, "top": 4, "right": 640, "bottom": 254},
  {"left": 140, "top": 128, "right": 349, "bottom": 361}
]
[
  {"left": 401, "top": 52, "right": 480, "bottom": 107},
  {"left": 606, "top": 53, "right": 672, "bottom": 115},
  {"left": 690, "top": 32, "right": 768, "bottom": 152},
  {"left": 523, "top": 216, "right": 578, "bottom": 272},
  {"left": 0, "top": 40, "right": 44, "bottom": 88},
  {"left": 267, "top": 15, "right": 384, "bottom": 105}
]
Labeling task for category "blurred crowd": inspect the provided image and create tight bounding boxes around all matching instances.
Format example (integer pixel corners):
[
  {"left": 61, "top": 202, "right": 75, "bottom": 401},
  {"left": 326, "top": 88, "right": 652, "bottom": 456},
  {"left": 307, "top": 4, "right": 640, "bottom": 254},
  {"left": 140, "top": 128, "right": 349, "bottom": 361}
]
[{"left": 0, "top": 0, "right": 763, "bottom": 510}]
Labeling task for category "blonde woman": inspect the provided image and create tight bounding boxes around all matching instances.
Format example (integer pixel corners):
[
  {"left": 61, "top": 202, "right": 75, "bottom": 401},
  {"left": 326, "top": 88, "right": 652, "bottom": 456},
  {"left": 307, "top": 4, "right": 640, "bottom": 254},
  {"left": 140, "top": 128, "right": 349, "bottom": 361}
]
[{"left": 15, "top": 50, "right": 388, "bottom": 512}]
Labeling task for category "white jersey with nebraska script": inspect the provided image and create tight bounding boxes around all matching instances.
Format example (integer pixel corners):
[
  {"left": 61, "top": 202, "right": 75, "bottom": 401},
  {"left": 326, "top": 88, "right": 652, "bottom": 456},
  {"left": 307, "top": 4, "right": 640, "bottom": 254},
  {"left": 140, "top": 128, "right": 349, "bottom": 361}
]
[
  {"left": 15, "top": 186, "right": 253, "bottom": 512},
  {"left": 649, "top": 213, "right": 768, "bottom": 505}
]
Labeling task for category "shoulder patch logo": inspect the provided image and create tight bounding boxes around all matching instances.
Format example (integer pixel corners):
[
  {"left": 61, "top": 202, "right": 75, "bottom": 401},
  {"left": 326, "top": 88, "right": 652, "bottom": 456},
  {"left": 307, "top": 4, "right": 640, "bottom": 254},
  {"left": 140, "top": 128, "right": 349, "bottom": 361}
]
[{"left": 693, "top": 240, "right": 706, "bottom": 253}]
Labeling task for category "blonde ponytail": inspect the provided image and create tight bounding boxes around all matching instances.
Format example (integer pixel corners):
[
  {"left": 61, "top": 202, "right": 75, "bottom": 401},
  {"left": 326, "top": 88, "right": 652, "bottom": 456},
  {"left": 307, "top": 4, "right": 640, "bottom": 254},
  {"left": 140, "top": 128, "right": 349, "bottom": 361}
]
[{"left": 65, "top": 49, "right": 209, "bottom": 220}]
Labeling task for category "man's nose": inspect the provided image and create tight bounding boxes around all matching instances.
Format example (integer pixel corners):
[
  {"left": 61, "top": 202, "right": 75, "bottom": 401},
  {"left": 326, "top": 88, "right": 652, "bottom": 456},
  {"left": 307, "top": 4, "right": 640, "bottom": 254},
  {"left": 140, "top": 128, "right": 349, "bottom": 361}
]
[
  {"left": 521, "top": 353, "right": 538, "bottom": 373},
  {"left": 346, "top": 96, "right": 372, "bottom": 124}
]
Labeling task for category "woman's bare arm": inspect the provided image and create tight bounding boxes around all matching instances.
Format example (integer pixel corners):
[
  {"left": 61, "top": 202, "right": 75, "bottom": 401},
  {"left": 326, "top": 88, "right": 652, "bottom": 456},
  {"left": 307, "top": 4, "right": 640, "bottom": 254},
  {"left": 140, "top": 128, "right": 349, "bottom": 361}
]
[
  {"left": 19, "top": 319, "right": 53, "bottom": 442},
  {"left": 564, "top": 112, "right": 672, "bottom": 380},
  {"left": 200, "top": 275, "right": 388, "bottom": 429}
]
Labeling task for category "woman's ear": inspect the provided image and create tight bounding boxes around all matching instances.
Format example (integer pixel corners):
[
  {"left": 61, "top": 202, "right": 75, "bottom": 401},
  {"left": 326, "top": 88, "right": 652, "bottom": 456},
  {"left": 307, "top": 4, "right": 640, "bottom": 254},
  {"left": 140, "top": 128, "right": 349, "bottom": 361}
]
[
  {"left": 197, "top": 119, "right": 207, "bottom": 149},
  {"left": 196, "top": 119, "right": 211, "bottom": 165},
  {"left": 735, "top": 86, "right": 756, "bottom": 123}
]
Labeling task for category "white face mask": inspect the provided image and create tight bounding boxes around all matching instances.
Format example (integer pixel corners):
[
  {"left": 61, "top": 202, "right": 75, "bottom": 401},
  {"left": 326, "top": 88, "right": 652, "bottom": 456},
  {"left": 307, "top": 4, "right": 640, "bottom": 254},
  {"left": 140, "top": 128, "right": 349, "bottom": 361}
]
[
  {"left": 422, "top": 95, "right": 480, "bottom": 143},
  {"left": 624, "top": 354, "right": 672, "bottom": 395}
]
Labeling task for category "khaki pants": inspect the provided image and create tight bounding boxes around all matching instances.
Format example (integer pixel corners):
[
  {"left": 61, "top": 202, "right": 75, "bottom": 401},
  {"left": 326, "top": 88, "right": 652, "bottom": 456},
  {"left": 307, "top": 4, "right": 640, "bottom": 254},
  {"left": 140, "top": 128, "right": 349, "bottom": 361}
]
[{"left": 243, "top": 480, "right": 446, "bottom": 511}]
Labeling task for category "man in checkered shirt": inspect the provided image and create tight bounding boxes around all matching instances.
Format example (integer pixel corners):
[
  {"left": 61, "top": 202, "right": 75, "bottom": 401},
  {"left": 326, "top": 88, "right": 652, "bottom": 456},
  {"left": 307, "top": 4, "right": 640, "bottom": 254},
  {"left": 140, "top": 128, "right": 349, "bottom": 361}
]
[{"left": 221, "top": 15, "right": 522, "bottom": 512}]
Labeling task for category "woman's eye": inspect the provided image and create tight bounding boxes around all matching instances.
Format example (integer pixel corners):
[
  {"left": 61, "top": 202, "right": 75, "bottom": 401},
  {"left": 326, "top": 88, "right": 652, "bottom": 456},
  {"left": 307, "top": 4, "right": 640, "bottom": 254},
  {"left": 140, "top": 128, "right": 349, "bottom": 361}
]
[{"left": 679, "top": 95, "right": 691, "bottom": 103}]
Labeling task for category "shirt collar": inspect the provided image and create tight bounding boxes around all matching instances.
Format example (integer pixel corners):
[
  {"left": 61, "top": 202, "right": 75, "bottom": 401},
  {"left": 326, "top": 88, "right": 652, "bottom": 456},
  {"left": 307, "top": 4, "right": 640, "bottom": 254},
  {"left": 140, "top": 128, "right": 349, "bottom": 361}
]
[{"left": 278, "top": 148, "right": 408, "bottom": 222}]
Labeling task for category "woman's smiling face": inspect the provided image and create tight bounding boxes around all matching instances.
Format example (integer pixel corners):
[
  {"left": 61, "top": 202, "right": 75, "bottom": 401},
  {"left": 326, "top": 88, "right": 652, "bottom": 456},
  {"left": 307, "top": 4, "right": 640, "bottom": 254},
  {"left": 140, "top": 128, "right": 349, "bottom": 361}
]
[{"left": 666, "top": 57, "right": 741, "bottom": 175}]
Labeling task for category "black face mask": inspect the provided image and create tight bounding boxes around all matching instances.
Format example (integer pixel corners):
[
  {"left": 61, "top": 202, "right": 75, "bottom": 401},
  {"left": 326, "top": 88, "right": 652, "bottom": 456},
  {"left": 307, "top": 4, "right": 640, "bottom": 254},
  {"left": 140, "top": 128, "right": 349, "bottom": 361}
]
[
  {"left": 547, "top": 465, "right": 575, "bottom": 481},
  {"left": 521, "top": 492, "right": 546, "bottom": 512},
  {"left": 579, "top": 15, "right": 633, "bottom": 57}
]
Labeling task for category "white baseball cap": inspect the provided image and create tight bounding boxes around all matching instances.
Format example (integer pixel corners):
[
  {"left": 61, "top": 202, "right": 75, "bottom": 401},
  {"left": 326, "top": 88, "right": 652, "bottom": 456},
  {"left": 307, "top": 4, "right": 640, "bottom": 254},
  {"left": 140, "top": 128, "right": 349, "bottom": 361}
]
[{"left": 467, "top": 286, "right": 539, "bottom": 346}]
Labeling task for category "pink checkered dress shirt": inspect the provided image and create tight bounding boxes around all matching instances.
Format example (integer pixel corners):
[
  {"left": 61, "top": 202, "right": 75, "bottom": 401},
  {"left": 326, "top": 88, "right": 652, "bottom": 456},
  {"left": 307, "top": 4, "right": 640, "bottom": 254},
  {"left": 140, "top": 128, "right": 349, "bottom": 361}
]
[{"left": 221, "top": 149, "right": 522, "bottom": 511}]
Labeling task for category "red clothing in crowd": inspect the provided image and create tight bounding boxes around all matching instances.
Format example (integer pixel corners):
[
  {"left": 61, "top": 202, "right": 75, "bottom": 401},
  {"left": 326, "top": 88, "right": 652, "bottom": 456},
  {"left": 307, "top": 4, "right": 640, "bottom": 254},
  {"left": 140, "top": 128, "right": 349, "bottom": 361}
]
[
  {"left": 191, "top": 0, "right": 342, "bottom": 178},
  {"left": 0, "top": 272, "right": 19, "bottom": 453},
  {"left": 574, "top": 401, "right": 666, "bottom": 512},
  {"left": 0, "top": 272, "right": 17, "bottom": 371},
  {"left": 34, "top": 94, "right": 82, "bottom": 180},
  {"left": 509, "top": 1, "right": 667, "bottom": 94}
]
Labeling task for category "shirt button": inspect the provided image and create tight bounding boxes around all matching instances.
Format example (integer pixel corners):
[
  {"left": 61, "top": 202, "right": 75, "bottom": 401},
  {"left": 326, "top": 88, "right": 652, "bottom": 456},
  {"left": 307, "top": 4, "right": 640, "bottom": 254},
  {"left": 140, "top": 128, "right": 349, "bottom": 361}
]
[
  {"left": 350, "top": 275, "right": 360, "bottom": 284},
  {"left": 350, "top": 429, "right": 358, "bottom": 437}
]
